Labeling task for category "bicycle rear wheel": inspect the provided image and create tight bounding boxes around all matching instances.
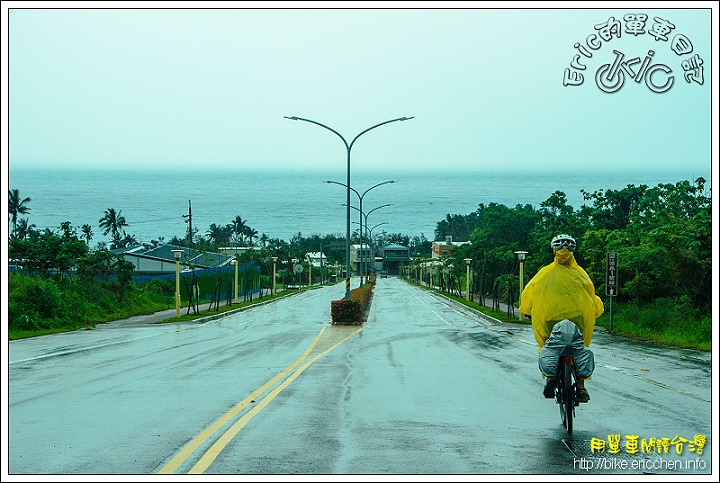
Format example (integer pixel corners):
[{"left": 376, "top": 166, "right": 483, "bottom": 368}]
[
  {"left": 563, "top": 361, "right": 574, "bottom": 434},
  {"left": 557, "top": 368, "right": 566, "bottom": 427}
]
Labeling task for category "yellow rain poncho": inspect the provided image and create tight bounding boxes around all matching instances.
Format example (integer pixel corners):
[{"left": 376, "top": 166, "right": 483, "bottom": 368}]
[{"left": 519, "top": 248, "right": 604, "bottom": 351}]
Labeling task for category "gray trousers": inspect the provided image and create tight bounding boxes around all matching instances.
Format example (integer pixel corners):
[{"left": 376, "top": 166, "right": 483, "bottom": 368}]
[{"left": 538, "top": 319, "right": 595, "bottom": 379}]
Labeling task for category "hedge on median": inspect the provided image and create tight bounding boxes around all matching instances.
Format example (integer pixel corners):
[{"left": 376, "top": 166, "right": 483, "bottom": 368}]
[{"left": 331, "top": 276, "right": 375, "bottom": 325}]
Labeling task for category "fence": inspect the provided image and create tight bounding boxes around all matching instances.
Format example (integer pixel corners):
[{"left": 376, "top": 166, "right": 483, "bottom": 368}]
[{"left": 134, "top": 262, "right": 261, "bottom": 302}]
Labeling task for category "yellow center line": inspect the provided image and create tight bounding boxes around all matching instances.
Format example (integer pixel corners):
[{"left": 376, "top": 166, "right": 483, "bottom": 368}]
[
  {"left": 157, "top": 325, "right": 329, "bottom": 474},
  {"left": 157, "top": 294, "right": 373, "bottom": 475},
  {"left": 188, "top": 325, "right": 363, "bottom": 474}
]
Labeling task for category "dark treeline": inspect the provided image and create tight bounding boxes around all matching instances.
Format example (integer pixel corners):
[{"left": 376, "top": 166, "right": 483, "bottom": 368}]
[{"left": 430, "top": 177, "right": 711, "bottom": 317}]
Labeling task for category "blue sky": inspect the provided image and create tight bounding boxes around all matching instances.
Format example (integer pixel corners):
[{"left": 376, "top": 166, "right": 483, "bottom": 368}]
[{"left": 3, "top": 3, "right": 716, "bottom": 178}]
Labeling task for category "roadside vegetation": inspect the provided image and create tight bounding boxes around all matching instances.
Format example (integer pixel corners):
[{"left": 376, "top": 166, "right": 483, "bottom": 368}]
[
  {"left": 8, "top": 270, "right": 173, "bottom": 340},
  {"left": 7, "top": 177, "right": 711, "bottom": 351},
  {"left": 406, "top": 177, "right": 711, "bottom": 352}
]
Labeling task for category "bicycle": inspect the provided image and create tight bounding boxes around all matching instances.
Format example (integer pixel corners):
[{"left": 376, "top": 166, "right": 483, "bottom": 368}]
[{"left": 554, "top": 348, "right": 579, "bottom": 434}]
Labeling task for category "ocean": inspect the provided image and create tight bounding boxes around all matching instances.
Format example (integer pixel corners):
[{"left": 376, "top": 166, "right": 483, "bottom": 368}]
[{"left": 7, "top": 166, "right": 710, "bottom": 246}]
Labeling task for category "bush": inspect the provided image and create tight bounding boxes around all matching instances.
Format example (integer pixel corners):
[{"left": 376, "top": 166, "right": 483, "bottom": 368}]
[
  {"left": 11, "top": 275, "right": 61, "bottom": 322},
  {"left": 331, "top": 299, "right": 363, "bottom": 324},
  {"left": 8, "top": 271, "right": 173, "bottom": 338},
  {"left": 331, "top": 281, "right": 374, "bottom": 324}
]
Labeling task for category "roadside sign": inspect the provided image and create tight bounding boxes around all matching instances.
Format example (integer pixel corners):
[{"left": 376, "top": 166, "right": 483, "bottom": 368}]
[{"left": 606, "top": 252, "right": 618, "bottom": 296}]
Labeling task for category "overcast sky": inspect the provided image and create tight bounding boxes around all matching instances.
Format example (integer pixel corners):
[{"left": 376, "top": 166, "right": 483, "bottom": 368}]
[{"left": 3, "top": 2, "right": 716, "bottom": 176}]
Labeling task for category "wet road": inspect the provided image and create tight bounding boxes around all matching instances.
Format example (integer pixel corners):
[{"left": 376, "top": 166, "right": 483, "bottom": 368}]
[{"left": 7, "top": 277, "right": 713, "bottom": 476}]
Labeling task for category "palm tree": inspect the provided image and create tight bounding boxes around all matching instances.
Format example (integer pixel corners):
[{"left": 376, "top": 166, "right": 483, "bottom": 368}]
[
  {"left": 110, "top": 232, "right": 124, "bottom": 250},
  {"left": 15, "top": 218, "right": 36, "bottom": 240},
  {"left": 244, "top": 227, "right": 258, "bottom": 246},
  {"left": 28, "top": 227, "right": 43, "bottom": 243},
  {"left": 81, "top": 224, "right": 94, "bottom": 246},
  {"left": 232, "top": 215, "right": 248, "bottom": 245},
  {"left": 259, "top": 233, "right": 270, "bottom": 247},
  {"left": 121, "top": 233, "right": 138, "bottom": 247},
  {"left": 206, "top": 223, "right": 233, "bottom": 248},
  {"left": 99, "top": 208, "right": 129, "bottom": 240},
  {"left": 9, "top": 189, "right": 31, "bottom": 236}
]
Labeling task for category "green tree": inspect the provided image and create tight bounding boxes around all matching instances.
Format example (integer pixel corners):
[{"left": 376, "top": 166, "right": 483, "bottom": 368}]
[
  {"left": 532, "top": 191, "right": 580, "bottom": 247},
  {"left": 59, "top": 221, "right": 77, "bottom": 239},
  {"left": 624, "top": 179, "right": 711, "bottom": 310},
  {"left": 232, "top": 215, "right": 248, "bottom": 245},
  {"left": 244, "top": 227, "right": 258, "bottom": 246},
  {"left": 10, "top": 229, "right": 89, "bottom": 278},
  {"left": 76, "top": 249, "right": 118, "bottom": 281},
  {"left": 434, "top": 212, "right": 478, "bottom": 242},
  {"left": 99, "top": 208, "right": 129, "bottom": 241},
  {"left": 81, "top": 224, "right": 94, "bottom": 246},
  {"left": 456, "top": 202, "right": 541, "bottom": 303},
  {"left": 581, "top": 184, "right": 648, "bottom": 230},
  {"left": 206, "top": 223, "right": 233, "bottom": 248},
  {"left": 77, "top": 250, "right": 135, "bottom": 301},
  {"left": 14, "top": 218, "right": 36, "bottom": 240},
  {"left": 9, "top": 189, "right": 31, "bottom": 237},
  {"left": 120, "top": 233, "right": 139, "bottom": 248}
]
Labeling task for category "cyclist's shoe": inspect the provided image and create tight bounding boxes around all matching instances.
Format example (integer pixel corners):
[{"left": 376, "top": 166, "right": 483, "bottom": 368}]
[
  {"left": 577, "top": 388, "right": 590, "bottom": 403},
  {"left": 543, "top": 377, "right": 556, "bottom": 398}
]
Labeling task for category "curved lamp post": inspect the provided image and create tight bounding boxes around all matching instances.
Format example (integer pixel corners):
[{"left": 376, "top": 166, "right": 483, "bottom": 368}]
[
  {"left": 285, "top": 115, "right": 413, "bottom": 299},
  {"left": 352, "top": 219, "right": 388, "bottom": 275},
  {"left": 514, "top": 251, "right": 528, "bottom": 320},
  {"left": 171, "top": 249, "right": 184, "bottom": 318},
  {"left": 344, "top": 201, "right": 393, "bottom": 281},
  {"left": 233, "top": 257, "right": 239, "bottom": 304},
  {"left": 360, "top": 204, "right": 392, "bottom": 278},
  {"left": 367, "top": 221, "right": 388, "bottom": 274},
  {"left": 328, "top": 180, "right": 395, "bottom": 286}
]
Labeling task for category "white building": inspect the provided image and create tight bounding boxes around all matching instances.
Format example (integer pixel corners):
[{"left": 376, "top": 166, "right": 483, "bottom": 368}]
[
  {"left": 350, "top": 243, "right": 372, "bottom": 274},
  {"left": 305, "top": 251, "right": 327, "bottom": 268}
]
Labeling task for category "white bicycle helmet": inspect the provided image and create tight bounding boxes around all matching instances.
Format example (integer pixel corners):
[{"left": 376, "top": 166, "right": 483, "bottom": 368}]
[{"left": 550, "top": 234, "right": 576, "bottom": 252}]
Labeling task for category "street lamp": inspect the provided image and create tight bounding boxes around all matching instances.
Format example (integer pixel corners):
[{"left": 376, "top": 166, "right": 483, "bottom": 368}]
[
  {"left": 171, "top": 249, "right": 184, "bottom": 318},
  {"left": 233, "top": 257, "right": 239, "bottom": 304},
  {"left": 514, "top": 251, "right": 529, "bottom": 320},
  {"left": 464, "top": 258, "right": 472, "bottom": 301},
  {"left": 352, "top": 219, "right": 388, "bottom": 275},
  {"left": 286, "top": 115, "right": 413, "bottom": 299},
  {"left": 271, "top": 256, "right": 278, "bottom": 295},
  {"left": 291, "top": 258, "right": 298, "bottom": 288},
  {"left": 328, "top": 180, "right": 395, "bottom": 286},
  {"left": 367, "top": 221, "right": 388, "bottom": 274},
  {"left": 344, "top": 202, "right": 392, "bottom": 279}
]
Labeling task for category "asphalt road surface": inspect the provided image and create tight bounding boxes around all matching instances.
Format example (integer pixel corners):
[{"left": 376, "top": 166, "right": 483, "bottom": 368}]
[{"left": 7, "top": 277, "right": 714, "bottom": 477}]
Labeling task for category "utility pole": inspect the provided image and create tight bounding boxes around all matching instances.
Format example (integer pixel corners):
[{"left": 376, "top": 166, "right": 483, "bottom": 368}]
[{"left": 183, "top": 200, "right": 193, "bottom": 247}]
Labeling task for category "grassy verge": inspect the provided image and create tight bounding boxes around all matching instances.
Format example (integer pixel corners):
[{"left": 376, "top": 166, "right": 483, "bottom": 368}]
[
  {"left": 595, "top": 301, "right": 711, "bottom": 351},
  {"left": 8, "top": 299, "right": 172, "bottom": 340}
]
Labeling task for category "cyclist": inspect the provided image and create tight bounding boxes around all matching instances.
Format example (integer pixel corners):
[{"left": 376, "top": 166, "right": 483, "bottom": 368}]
[{"left": 519, "top": 234, "right": 604, "bottom": 403}]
